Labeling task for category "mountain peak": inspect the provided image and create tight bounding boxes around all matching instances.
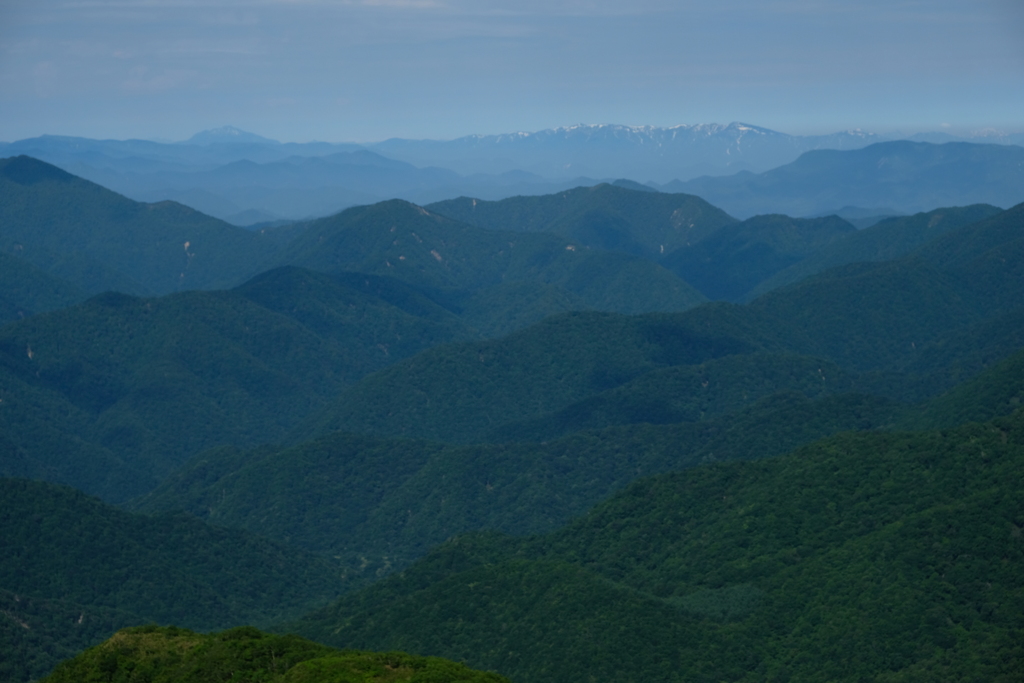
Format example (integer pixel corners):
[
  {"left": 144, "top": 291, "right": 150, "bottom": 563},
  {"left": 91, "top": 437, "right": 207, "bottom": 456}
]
[{"left": 183, "top": 126, "right": 279, "bottom": 146}]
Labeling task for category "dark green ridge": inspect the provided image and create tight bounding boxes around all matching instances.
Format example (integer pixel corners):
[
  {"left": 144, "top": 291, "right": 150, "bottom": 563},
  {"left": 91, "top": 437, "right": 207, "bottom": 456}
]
[
  {"left": 483, "top": 352, "right": 857, "bottom": 443},
  {"left": 279, "top": 200, "right": 524, "bottom": 292},
  {"left": 0, "top": 478, "right": 344, "bottom": 627},
  {"left": 300, "top": 310, "right": 761, "bottom": 444},
  {"left": 839, "top": 305, "right": 1024, "bottom": 403},
  {"left": 303, "top": 202, "right": 1024, "bottom": 445},
  {"left": 0, "top": 289, "right": 351, "bottom": 500},
  {"left": 0, "top": 478, "right": 348, "bottom": 680},
  {"left": 426, "top": 183, "right": 738, "bottom": 258},
  {"left": 0, "top": 266, "right": 475, "bottom": 502},
  {"left": 277, "top": 199, "right": 707, "bottom": 336},
  {"left": 130, "top": 340, "right": 1024, "bottom": 588},
  {"left": 671, "top": 139, "right": 1024, "bottom": 218},
  {"left": 0, "top": 366, "right": 139, "bottom": 502},
  {"left": 0, "top": 589, "right": 141, "bottom": 683},
  {"left": 746, "top": 204, "right": 1004, "bottom": 300},
  {"left": 742, "top": 199, "right": 1024, "bottom": 373},
  {"left": 42, "top": 625, "right": 509, "bottom": 683},
  {"left": 457, "top": 279, "right": 589, "bottom": 338},
  {"left": 746, "top": 259, "right": 983, "bottom": 370},
  {"left": 0, "top": 251, "right": 86, "bottom": 325},
  {"left": 912, "top": 202, "right": 1024, "bottom": 317},
  {"left": 0, "top": 156, "right": 281, "bottom": 295},
  {"left": 914, "top": 200, "right": 1024, "bottom": 268},
  {"left": 290, "top": 409, "right": 1024, "bottom": 683},
  {"left": 899, "top": 345, "right": 1024, "bottom": 430},
  {"left": 134, "top": 390, "right": 900, "bottom": 580},
  {"left": 234, "top": 266, "right": 476, "bottom": 362},
  {"left": 660, "top": 213, "right": 856, "bottom": 301}
]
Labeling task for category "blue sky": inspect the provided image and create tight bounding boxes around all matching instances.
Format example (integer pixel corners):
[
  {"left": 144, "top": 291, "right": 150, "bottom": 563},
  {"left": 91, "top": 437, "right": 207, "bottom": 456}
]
[{"left": 1, "top": 0, "right": 1022, "bottom": 142}]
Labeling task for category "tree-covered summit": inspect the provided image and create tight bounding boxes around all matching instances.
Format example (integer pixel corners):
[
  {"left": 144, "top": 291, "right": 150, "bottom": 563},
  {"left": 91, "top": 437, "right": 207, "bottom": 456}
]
[{"left": 42, "top": 626, "right": 509, "bottom": 683}]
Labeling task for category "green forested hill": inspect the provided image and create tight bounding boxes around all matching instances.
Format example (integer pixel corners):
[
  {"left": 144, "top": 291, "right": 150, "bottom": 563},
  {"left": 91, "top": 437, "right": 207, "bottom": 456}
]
[
  {"left": 0, "top": 251, "right": 86, "bottom": 325},
  {"left": 0, "top": 159, "right": 710, "bottom": 334},
  {"left": 6, "top": 158, "right": 1024, "bottom": 683},
  {"left": 737, "top": 203, "right": 1024, "bottom": 374},
  {"left": 0, "top": 156, "right": 281, "bottom": 295},
  {"left": 483, "top": 352, "right": 856, "bottom": 442},
  {"left": 234, "top": 267, "right": 475, "bottom": 362},
  {"left": 911, "top": 201, "right": 1024, "bottom": 314},
  {"left": 661, "top": 213, "right": 856, "bottom": 301},
  {"left": 131, "top": 308, "right": 1024, "bottom": 582},
  {"left": 0, "top": 478, "right": 343, "bottom": 626},
  {"left": 127, "top": 338, "right": 1024, "bottom": 592},
  {"left": 746, "top": 204, "right": 1003, "bottom": 299},
  {"left": 900, "top": 345, "right": 1024, "bottom": 430},
  {"left": 301, "top": 310, "right": 760, "bottom": 443},
  {"left": 278, "top": 199, "right": 707, "bottom": 335},
  {"left": 292, "top": 410, "right": 1024, "bottom": 683},
  {"left": 0, "top": 588, "right": 141, "bottom": 683},
  {"left": 746, "top": 260, "right": 982, "bottom": 371},
  {"left": 0, "top": 478, "right": 347, "bottom": 681},
  {"left": 0, "top": 267, "right": 475, "bottom": 501},
  {"left": 303, "top": 202, "right": 1024, "bottom": 444},
  {"left": 671, "top": 139, "right": 1024, "bottom": 218},
  {"left": 279, "top": 200, "right": 521, "bottom": 292},
  {"left": 42, "top": 626, "right": 508, "bottom": 683},
  {"left": 911, "top": 200, "right": 1024, "bottom": 267},
  {"left": 133, "top": 390, "right": 898, "bottom": 580},
  {"left": 426, "top": 183, "right": 738, "bottom": 258}
]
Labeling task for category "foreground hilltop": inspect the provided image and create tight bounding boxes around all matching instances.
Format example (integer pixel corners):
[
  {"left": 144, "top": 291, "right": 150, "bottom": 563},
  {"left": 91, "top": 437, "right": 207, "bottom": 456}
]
[{"left": 43, "top": 626, "right": 508, "bottom": 683}]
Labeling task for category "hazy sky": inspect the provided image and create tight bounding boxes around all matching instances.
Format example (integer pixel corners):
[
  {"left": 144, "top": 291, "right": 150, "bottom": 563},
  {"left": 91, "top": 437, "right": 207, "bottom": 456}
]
[{"left": 1, "top": 0, "right": 1022, "bottom": 142}]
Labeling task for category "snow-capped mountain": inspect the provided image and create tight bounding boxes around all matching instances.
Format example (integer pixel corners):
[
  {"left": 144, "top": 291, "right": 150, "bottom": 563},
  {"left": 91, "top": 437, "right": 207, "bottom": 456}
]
[{"left": 369, "top": 122, "right": 886, "bottom": 181}]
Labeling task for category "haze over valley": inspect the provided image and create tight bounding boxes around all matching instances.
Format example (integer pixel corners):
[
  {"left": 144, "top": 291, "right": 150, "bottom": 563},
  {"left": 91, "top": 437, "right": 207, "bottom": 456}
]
[{"left": 4, "top": 123, "right": 1023, "bottom": 224}]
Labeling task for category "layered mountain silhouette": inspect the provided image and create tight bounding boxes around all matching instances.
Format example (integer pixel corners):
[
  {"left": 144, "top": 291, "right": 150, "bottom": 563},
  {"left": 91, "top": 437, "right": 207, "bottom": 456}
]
[
  {"left": 292, "top": 409, "right": 1024, "bottom": 683},
  {"left": 427, "top": 183, "right": 737, "bottom": 259},
  {"left": 4, "top": 127, "right": 1021, "bottom": 222},
  {"left": 0, "top": 156, "right": 280, "bottom": 294},
  {"left": 2, "top": 153, "right": 1023, "bottom": 683},
  {"left": 667, "top": 140, "right": 1024, "bottom": 218}
]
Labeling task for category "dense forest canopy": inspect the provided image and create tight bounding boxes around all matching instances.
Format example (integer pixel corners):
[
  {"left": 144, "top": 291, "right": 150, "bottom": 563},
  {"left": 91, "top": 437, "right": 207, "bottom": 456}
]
[{"left": 1, "top": 155, "right": 1022, "bottom": 681}]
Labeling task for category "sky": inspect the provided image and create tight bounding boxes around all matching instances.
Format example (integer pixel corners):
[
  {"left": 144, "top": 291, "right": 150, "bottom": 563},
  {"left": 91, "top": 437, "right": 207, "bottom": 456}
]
[{"left": 1, "top": 0, "right": 1023, "bottom": 143}]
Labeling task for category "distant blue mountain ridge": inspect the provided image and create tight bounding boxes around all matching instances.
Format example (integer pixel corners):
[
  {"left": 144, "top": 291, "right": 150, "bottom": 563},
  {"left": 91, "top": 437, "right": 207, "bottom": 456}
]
[{"left": 0, "top": 123, "right": 1021, "bottom": 223}]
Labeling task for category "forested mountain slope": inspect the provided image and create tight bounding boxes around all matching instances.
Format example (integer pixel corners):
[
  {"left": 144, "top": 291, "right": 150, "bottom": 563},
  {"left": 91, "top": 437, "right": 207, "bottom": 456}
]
[
  {"left": 132, "top": 340, "right": 1024, "bottom": 592},
  {"left": 9, "top": 157, "right": 1011, "bottom": 334},
  {"left": 0, "top": 156, "right": 281, "bottom": 295},
  {"left": 278, "top": 198, "right": 708, "bottom": 334},
  {"left": 0, "top": 252, "right": 86, "bottom": 325},
  {"left": 670, "top": 140, "right": 1024, "bottom": 217},
  {"left": 746, "top": 204, "right": 1003, "bottom": 299},
  {"left": 303, "top": 201, "right": 1024, "bottom": 444},
  {"left": 4, "top": 157, "right": 1024, "bottom": 683},
  {"left": 661, "top": 213, "right": 855, "bottom": 300},
  {"left": 0, "top": 479, "right": 346, "bottom": 681},
  {"left": 134, "top": 391, "right": 898, "bottom": 575},
  {"left": 0, "top": 267, "right": 475, "bottom": 501},
  {"left": 292, "top": 409, "right": 1024, "bottom": 683},
  {"left": 427, "top": 183, "right": 737, "bottom": 258},
  {"left": 300, "top": 310, "right": 760, "bottom": 443}
]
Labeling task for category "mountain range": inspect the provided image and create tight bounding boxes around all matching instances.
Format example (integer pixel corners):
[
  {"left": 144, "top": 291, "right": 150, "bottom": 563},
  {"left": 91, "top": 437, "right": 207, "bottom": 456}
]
[
  {"left": 370, "top": 122, "right": 885, "bottom": 180},
  {"left": 292, "top": 408, "right": 1024, "bottom": 683},
  {"left": 3, "top": 124, "right": 1022, "bottom": 223},
  {"left": 666, "top": 140, "right": 1024, "bottom": 218},
  {"left": 1, "top": 154, "right": 1023, "bottom": 681}
]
